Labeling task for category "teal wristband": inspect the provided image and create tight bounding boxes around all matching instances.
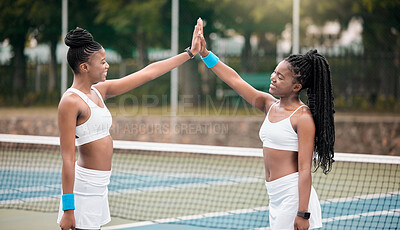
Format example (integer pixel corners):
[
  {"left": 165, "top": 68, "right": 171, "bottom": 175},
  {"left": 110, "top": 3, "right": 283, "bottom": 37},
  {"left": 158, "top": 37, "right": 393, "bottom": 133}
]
[
  {"left": 62, "top": 194, "right": 75, "bottom": 211},
  {"left": 201, "top": 51, "right": 219, "bottom": 68}
]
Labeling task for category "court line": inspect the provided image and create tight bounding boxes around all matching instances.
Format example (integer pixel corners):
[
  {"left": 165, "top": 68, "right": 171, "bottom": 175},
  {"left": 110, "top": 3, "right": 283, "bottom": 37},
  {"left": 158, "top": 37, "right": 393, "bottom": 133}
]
[
  {"left": 321, "top": 191, "right": 400, "bottom": 203},
  {"left": 0, "top": 178, "right": 259, "bottom": 200},
  {"left": 253, "top": 208, "right": 400, "bottom": 230},
  {"left": 0, "top": 196, "right": 60, "bottom": 205},
  {"left": 0, "top": 166, "right": 60, "bottom": 172},
  {"left": 322, "top": 208, "right": 400, "bottom": 223},
  {"left": 109, "top": 177, "right": 260, "bottom": 196},
  {"left": 103, "top": 192, "right": 400, "bottom": 230},
  {"left": 0, "top": 184, "right": 61, "bottom": 195},
  {"left": 104, "top": 207, "right": 400, "bottom": 230},
  {"left": 103, "top": 206, "right": 269, "bottom": 230},
  {"left": 0, "top": 170, "right": 261, "bottom": 205}
]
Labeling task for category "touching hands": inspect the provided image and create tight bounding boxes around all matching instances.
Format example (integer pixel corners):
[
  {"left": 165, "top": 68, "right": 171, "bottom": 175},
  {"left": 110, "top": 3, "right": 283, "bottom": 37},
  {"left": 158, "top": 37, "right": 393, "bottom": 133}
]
[
  {"left": 197, "top": 18, "right": 209, "bottom": 57},
  {"left": 190, "top": 18, "right": 203, "bottom": 56},
  {"left": 190, "top": 18, "right": 209, "bottom": 58}
]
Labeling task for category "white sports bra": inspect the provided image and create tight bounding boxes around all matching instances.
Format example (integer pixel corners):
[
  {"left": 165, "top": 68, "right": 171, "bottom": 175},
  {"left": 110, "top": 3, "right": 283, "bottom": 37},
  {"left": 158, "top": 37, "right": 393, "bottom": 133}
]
[
  {"left": 259, "top": 101, "right": 308, "bottom": 152},
  {"left": 67, "top": 87, "right": 112, "bottom": 146}
]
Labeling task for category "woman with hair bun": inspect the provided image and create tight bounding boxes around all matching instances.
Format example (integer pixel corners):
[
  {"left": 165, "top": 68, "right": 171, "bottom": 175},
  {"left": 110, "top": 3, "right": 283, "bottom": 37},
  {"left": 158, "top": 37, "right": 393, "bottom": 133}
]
[
  {"left": 197, "top": 19, "right": 334, "bottom": 229},
  {"left": 57, "top": 20, "right": 203, "bottom": 230}
]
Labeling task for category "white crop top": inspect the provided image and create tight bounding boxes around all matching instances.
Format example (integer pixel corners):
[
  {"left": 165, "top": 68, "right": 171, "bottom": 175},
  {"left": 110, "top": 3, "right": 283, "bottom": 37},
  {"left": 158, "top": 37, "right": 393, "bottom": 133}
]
[
  {"left": 67, "top": 87, "right": 112, "bottom": 146},
  {"left": 259, "top": 101, "right": 308, "bottom": 152}
]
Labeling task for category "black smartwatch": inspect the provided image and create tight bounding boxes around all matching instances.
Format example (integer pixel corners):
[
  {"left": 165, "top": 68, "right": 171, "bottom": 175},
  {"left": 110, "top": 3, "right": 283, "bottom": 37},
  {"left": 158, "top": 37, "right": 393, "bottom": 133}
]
[
  {"left": 297, "top": 211, "right": 311, "bottom": 219},
  {"left": 185, "top": 47, "right": 194, "bottom": 59}
]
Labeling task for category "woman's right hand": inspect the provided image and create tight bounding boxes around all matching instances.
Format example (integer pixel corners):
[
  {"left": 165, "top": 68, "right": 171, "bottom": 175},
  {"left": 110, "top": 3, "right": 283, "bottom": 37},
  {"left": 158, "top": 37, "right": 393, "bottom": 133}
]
[
  {"left": 60, "top": 210, "right": 75, "bottom": 230},
  {"left": 197, "top": 18, "right": 209, "bottom": 58}
]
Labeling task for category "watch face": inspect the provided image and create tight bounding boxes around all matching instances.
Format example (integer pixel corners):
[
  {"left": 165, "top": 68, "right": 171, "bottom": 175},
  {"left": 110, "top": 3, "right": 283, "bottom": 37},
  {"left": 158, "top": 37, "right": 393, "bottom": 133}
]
[
  {"left": 298, "top": 211, "right": 311, "bottom": 219},
  {"left": 185, "top": 47, "right": 194, "bottom": 59}
]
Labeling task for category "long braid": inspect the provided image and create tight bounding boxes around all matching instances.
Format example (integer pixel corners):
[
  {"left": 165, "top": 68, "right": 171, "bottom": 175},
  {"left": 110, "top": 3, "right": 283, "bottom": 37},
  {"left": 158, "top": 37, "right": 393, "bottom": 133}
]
[
  {"left": 64, "top": 27, "right": 103, "bottom": 73},
  {"left": 285, "top": 49, "right": 335, "bottom": 174}
]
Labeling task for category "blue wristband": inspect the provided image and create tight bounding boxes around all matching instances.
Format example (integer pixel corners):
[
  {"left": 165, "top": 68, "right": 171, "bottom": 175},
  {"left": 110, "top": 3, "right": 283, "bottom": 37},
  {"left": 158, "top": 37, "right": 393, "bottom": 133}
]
[
  {"left": 62, "top": 194, "right": 75, "bottom": 211},
  {"left": 201, "top": 51, "right": 219, "bottom": 68}
]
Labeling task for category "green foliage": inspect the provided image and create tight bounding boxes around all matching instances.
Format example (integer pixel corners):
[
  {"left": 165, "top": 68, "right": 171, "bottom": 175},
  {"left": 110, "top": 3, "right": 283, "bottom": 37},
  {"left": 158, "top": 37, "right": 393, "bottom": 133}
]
[
  {"left": 0, "top": 0, "right": 33, "bottom": 40},
  {"left": 334, "top": 95, "right": 400, "bottom": 112},
  {"left": 0, "top": 0, "right": 399, "bottom": 113},
  {"left": 375, "top": 95, "right": 399, "bottom": 111},
  {"left": 29, "top": 0, "right": 61, "bottom": 41},
  {"left": 95, "top": 0, "right": 167, "bottom": 57},
  {"left": 334, "top": 96, "right": 348, "bottom": 109},
  {"left": 352, "top": 96, "right": 370, "bottom": 110},
  {"left": 210, "top": 0, "right": 287, "bottom": 33},
  {"left": 303, "top": 0, "right": 400, "bottom": 53}
]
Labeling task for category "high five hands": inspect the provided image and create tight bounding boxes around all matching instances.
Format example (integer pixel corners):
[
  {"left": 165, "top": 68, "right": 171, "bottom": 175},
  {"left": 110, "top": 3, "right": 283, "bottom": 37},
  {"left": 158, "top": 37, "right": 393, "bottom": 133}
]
[
  {"left": 190, "top": 18, "right": 203, "bottom": 56},
  {"left": 191, "top": 18, "right": 209, "bottom": 58}
]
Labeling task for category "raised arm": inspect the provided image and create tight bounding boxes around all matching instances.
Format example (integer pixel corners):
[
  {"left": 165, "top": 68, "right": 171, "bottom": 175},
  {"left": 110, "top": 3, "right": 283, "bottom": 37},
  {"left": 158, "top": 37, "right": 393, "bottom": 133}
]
[
  {"left": 198, "top": 20, "right": 276, "bottom": 112},
  {"left": 206, "top": 58, "right": 275, "bottom": 112},
  {"left": 95, "top": 19, "right": 203, "bottom": 99}
]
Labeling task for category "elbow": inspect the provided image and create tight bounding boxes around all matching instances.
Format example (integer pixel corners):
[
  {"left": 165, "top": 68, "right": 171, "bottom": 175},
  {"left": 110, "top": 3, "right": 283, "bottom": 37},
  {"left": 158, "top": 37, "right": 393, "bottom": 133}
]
[
  {"left": 61, "top": 150, "right": 76, "bottom": 164},
  {"left": 142, "top": 64, "right": 158, "bottom": 81},
  {"left": 229, "top": 77, "right": 242, "bottom": 89},
  {"left": 298, "top": 167, "right": 311, "bottom": 177},
  {"left": 62, "top": 158, "right": 75, "bottom": 168}
]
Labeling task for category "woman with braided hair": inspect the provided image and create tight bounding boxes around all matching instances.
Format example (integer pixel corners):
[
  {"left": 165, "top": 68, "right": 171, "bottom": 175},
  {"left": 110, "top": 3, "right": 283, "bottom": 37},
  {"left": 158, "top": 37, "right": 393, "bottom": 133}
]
[
  {"left": 198, "top": 19, "right": 333, "bottom": 229},
  {"left": 57, "top": 20, "right": 203, "bottom": 230}
]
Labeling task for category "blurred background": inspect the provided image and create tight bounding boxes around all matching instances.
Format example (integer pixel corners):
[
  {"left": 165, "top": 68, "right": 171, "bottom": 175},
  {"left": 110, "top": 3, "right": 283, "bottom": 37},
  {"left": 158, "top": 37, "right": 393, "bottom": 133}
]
[
  {"left": 0, "top": 0, "right": 399, "bottom": 154},
  {"left": 1, "top": 0, "right": 399, "bottom": 109},
  {"left": 1, "top": 1, "right": 400, "bottom": 229}
]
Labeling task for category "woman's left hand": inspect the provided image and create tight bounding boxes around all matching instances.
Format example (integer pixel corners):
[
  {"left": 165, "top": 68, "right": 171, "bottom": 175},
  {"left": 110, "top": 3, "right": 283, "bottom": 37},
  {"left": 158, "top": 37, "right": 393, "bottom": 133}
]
[
  {"left": 190, "top": 18, "right": 203, "bottom": 56},
  {"left": 294, "top": 216, "right": 310, "bottom": 230}
]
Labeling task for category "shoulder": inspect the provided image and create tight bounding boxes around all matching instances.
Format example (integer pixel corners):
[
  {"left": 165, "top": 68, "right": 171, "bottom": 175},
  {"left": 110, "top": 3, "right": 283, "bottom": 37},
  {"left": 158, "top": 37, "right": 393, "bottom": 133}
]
[
  {"left": 92, "top": 82, "right": 109, "bottom": 100},
  {"left": 296, "top": 106, "right": 315, "bottom": 131},
  {"left": 264, "top": 97, "right": 279, "bottom": 113},
  {"left": 58, "top": 91, "right": 81, "bottom": 114},
  {"left": 298, "top": 105, "right": 312, "bottom": 118}
]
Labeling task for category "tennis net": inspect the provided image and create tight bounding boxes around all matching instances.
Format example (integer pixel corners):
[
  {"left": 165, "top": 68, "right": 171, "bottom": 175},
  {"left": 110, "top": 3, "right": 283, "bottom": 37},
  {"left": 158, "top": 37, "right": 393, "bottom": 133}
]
[{"left": 0, "top": 134, "right": 399, "bottom": 229}]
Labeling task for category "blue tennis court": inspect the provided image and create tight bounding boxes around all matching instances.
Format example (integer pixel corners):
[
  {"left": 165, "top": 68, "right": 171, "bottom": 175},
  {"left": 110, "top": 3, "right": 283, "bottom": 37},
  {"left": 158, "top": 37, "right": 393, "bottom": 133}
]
[
  {"left": 1, "top": 168, "right": 399, "bottom": 229},
  {"left": 103, "top": 193, "right": 400, "bottom": 229},
  {"left": 0, "top": 170, "right": 257, "bottom": 204},
  {"left": 1, "top": 136, "right": 399, "bottom": 229}
]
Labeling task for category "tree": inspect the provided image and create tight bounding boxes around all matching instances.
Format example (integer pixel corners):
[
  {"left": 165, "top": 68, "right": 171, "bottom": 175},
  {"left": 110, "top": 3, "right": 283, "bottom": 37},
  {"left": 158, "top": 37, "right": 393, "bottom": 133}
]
[
  {"left": 214, "top": 0, "right": 292, "bottom": 72},
  {"left": 95, "top": 0, "right": 168, "bottom": 68},
  {"left": 304, "top": 0, "right": 400, "bottom": 99},
  {"left": 0, "top": 0, "right": 35, "bottom": 102},
  {"left": 94, "top": 0, "right": 218, "bottom": 105},
  {"left": 304, "top": 0, "right": 400, "bottom": 53},
  {"left": 30, "top": 0, "right": 61, "bottom": 94},
  {"left": 173, "top": 0, "right": 219, "bottom": 105}
]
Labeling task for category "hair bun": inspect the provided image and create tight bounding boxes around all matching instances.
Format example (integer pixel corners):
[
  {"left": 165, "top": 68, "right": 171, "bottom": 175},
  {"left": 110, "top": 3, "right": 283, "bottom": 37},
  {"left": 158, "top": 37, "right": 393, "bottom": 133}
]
[
  {"left": 64, "top": 27, "right": 94, "bottom": 48},
  {"left": 304, "top": 49, "right": 318, "bottom": 64}
]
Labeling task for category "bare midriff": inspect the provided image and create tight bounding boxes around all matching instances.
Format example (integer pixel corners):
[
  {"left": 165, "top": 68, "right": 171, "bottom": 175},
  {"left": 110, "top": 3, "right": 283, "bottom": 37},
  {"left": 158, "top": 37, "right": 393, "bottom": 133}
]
[
  {"left": 77, "top": 135, "right": 113, "bottom": 171},
  {"left": 263, "top": 147, "right": 298, "bottom": 182}
]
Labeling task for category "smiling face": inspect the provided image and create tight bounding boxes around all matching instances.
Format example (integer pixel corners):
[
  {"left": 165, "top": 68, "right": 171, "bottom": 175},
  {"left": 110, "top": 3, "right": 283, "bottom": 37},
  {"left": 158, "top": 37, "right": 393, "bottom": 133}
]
[
  {"left": 82, "top": 48, "right": 109, "bottom": 83},
  {"left": 269, "top": 60, "right": 302, "bottom": 97}
]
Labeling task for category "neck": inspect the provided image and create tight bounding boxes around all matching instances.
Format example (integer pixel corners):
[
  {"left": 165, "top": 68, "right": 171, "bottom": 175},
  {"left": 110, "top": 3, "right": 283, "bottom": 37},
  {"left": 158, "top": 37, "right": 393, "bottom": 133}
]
[
  {"left": 278, "top": 94, "right": 301, "bottom": 108},
  {"left": 71, "top": 74, "right": 93, "bottom": 94}
]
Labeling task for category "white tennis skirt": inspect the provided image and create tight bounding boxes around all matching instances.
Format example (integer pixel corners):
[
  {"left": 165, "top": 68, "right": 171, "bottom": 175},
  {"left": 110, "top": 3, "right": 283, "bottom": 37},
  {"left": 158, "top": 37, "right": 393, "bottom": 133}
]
[
  {"left": 265, "top": 172, "right": 322, "bottom": 229},
  {"left": 57, "top": 162, "right": 112, "bottom": 229}
]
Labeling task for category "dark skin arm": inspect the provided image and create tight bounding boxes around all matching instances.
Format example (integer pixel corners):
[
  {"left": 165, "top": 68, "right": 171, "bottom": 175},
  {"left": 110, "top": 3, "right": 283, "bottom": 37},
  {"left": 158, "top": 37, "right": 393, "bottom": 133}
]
[
  {"left": 57, "top": 19, "right": 203, "bottom": 230},
  {"left": 197, "top": 19, "right": 276, "bottom": 112},
  {"left": 94, "top": 19, "right": 203, "bottom": 100},
  {"left": 58, "top": 94, "right": 80, "bottom": 230},
  {"left": 294, "top": 108, "right": 315, "bottom": 230},
  {"left": 206, "top": 60, "right": 276, "bottom": 112}
]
